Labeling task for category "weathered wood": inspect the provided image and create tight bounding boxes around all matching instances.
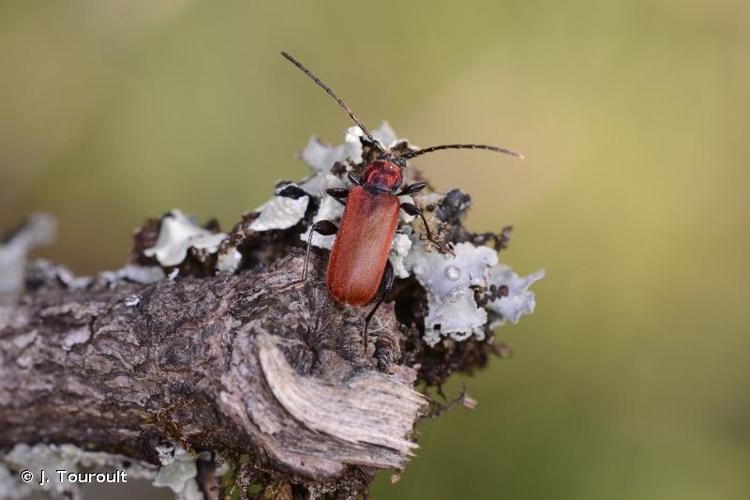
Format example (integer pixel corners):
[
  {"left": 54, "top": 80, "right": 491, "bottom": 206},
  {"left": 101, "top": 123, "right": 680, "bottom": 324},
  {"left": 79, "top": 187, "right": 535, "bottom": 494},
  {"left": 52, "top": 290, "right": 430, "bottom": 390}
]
[{"left": 0, "top": 253, "right": 424, "bottom": 490}]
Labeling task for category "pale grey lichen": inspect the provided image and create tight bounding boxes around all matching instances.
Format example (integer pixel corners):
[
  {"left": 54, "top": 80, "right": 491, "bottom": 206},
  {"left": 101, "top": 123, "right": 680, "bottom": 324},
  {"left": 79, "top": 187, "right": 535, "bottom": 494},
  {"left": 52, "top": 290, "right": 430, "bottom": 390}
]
[
  {"left": 389, "top": 233, "right": 413, "bottom": 279},
  {"left": 299, "top": 122, "right": 397, "bottom": 181},
  {"left": 124, "top": 295, "right": 141, "bottom": 307},
  {"left": 55, "top": 265, "right": 92, "bottom": 289},
  {"left": 0, "top": 464, "right": 26, "bottom": 500},
  {"left": 487, "top": 265, "right": 546, "bottom": 329},
  {"left": 153, "top": 444, "right": 203, "bottom": 500},
  {"left": 216, "top": 247, "right": 242, "bottom": 274},
  {"left": 249, "top": 182, "right": 310, "bottom": 232},
  {"left": 144, "top": 210, "right": 226, "bottom": 267},
  {"left": 405, "top": 242, "right": 499, "bottom": 346},
  {"left": 99, "top": 264, "right": 166, "bottom": 285},
  {"left": 299, "top": 174, "right": 346, "bottom": 249},
  {"left": 61, "top": 327, "right": 91, "bottom": 351},
  {"left": 0, "top": 213, "right": 56, "bottom": 294},
  {"left": 126, "top": 123, "right": 542, "bottom": 349},
  {"left": 300, "top": 130, "right": 360, "bottom": 177}
]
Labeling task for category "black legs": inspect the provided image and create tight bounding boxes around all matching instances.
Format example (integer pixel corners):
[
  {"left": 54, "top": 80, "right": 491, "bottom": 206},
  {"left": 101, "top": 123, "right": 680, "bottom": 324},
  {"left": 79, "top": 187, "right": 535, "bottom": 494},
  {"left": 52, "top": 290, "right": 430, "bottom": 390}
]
[
  {"left": 302, "top": 220, "right": 338, "bottom": 281},
  {"left": 397, "top": 181, "right": 427, "bottom": 196},
  {"left": 400, "top": 202, "right": 453, "bottom": 255},
  {"left": 398, "top": 182, "right": 452, "bottom": 254},
  {"left": 363, "top": 260, "right": 395, "bottom": 348},
  {"left": 325, "top": 188, "right": 349, "bottom": 206}
]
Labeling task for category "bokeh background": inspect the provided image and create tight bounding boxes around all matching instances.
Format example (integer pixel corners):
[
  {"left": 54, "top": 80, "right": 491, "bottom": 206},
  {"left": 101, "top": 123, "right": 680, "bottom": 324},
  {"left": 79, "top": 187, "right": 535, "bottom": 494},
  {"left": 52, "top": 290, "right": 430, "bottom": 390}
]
[{"left": 2, "top": 1, "right": 749, "bottom": 499}]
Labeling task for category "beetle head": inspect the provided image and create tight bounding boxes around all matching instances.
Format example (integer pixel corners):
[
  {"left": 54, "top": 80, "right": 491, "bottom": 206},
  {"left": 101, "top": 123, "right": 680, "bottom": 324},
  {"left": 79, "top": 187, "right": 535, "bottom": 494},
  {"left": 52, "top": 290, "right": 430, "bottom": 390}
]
[{"left": 363, "top": 160, "right": 403, "bottom": 193}]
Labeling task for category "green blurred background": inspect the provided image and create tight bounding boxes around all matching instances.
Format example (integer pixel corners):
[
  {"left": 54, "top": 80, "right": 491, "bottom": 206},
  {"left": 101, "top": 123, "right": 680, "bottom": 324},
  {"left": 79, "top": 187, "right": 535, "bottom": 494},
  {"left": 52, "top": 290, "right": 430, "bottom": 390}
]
[{"left": 2, "top": 1, "right": 749, "bottom": 499}]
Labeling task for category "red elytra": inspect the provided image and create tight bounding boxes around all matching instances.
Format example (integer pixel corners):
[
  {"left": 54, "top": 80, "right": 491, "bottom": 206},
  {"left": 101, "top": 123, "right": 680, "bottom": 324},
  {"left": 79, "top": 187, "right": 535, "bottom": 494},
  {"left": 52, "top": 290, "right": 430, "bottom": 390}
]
[
  {"left": 326, "top": 183, "right": 401, "bottom": 306},
  {"left": 282, "top": 52, "right": 522, "bottom": 344}
]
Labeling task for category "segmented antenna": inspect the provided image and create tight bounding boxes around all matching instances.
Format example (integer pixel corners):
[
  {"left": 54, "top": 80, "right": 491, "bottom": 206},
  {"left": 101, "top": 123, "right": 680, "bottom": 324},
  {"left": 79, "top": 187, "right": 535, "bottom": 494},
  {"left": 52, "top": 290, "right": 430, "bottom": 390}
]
[
  {"left": 400, "top": 143, "right": 524, "bottom": 160},
  {"left": 281, "top": 51, "right": 382, "bottom": 151}
]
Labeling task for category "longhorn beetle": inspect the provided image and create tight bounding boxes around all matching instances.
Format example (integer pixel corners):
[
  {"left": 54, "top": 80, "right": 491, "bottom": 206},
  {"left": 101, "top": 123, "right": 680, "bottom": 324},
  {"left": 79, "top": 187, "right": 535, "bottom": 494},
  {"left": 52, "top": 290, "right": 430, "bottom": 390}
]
[{"left": 282, "top": 51, "right": 522, "bottom": 346}]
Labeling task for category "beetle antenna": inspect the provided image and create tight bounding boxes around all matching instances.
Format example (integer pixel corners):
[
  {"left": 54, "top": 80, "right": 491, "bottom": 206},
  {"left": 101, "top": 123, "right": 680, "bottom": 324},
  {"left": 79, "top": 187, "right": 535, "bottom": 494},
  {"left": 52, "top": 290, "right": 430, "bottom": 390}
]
[
  {"left": 400, "top": 143, "right": 524, "bottom": 160},
  {"left": 281, "top": 51, "right": 383, "bottom": 151}
]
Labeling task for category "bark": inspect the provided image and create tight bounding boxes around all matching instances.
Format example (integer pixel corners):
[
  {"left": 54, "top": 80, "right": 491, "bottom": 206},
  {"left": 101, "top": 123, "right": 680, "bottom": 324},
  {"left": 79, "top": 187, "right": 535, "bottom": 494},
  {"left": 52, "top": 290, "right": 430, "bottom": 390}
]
[{"left": 0, "top": 252, "right": 423, "bottom": 496}]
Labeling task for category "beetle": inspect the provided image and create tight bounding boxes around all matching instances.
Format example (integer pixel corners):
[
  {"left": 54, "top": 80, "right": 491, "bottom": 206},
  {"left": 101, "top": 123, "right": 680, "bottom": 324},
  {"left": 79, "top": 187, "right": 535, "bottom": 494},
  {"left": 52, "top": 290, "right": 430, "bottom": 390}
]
[{"left": 282, "top": 51, "right": 522, "bottom": 346}]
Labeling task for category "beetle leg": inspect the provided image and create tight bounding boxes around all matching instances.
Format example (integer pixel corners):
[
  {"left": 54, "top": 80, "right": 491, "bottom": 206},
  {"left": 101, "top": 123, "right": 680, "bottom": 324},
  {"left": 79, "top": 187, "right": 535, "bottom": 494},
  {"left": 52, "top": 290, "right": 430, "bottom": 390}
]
[
  {"left": 363, "top": 260, "right": 395, "bottom": 349},
  {"left": 348, "top": 171, "right": 365, "bottom": 186},
  {"left": 325, "top": 187, "right": 349, "bottom": 206},
  {"left": 302, "top": 220, "right": 338, "bottom": 281},
  {"left": 400, "top": 202, "right": 454, "bottom": 256},
  {"left": 397, "top": 181, "right": 427, "bottom": 196}
]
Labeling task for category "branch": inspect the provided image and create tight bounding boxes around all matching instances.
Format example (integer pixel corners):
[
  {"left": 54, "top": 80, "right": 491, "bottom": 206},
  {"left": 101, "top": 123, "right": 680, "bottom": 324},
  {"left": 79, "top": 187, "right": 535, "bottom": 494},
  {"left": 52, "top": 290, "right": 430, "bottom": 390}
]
[
  {"left": 0, "top": 125, "right": 543, "bottom": 499},
  {"left": 1, "top": 248, "right": 424, "bottom": 494}
]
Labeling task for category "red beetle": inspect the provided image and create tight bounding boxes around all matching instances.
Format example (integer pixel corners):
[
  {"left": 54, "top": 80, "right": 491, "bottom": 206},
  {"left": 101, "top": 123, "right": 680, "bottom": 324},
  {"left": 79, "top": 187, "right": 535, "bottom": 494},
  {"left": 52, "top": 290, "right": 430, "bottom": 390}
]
[{"left": 282, "top": 52, "right": 522, "bottom": 344}]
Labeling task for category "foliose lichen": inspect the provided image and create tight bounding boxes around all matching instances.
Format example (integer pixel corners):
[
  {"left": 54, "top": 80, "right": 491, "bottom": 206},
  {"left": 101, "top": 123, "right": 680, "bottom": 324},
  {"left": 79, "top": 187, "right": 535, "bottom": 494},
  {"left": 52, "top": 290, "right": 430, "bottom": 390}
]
[
  {"left": 143, "top": 210, "right": 226, "bottom": 268},
  {"left": 0, "top": 214, "right": 56, "bottom": 294},
  {"left": 136, "top": 123, "right": 543, "bottom": 350}
]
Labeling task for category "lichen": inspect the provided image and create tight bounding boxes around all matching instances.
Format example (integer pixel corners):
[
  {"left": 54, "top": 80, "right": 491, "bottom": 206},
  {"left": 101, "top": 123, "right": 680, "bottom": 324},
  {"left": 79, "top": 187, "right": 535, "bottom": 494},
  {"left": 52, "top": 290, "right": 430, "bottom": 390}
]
[
  {"left": 128, "top": 122, "right": 543, "bottom": 350},
  {"left": 153, "top": 444, "right": 203, "bottom": 500},
  {"left": 100, "top": 264, "right": 166, "bottom": 285},
  {"left": 405, "top": 241, "right": 498, "bottom": 346},
  {"left": 299, "top": 121, "right": 398, "bottom": 182},
  {"left": 0, "top": 464, "right": 26, "bottom": 500},
  {"left": 143, "top": 210, "right": 226, "bottom": 267},
  {"left": 216, "top": 247, "right": 242, "bottom": 274},
  {"left": 0, "top": 213, "right": 56, "bottom": 294},
  {"left": 61, "top": 326, "right": 91, "bottom": 351},
  {"left": 390, "top": 233, "right": 413, "bottom": 279},
  {"left": 249, "top": 182, "right": 310, "bottom": 232},
  {"left": 486, "top": 265, "right": 546, "bottom": 328}
]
